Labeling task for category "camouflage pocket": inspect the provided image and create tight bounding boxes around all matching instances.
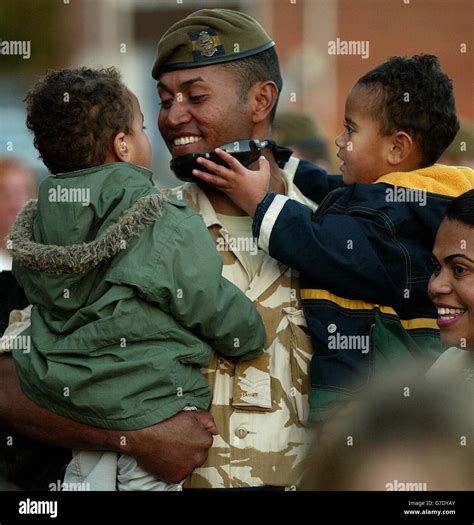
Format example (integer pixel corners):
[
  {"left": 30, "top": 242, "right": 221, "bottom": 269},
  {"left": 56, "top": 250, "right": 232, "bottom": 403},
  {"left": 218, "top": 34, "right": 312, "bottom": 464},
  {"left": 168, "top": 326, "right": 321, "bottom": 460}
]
[
  {"left": 232, "top": 352, "right": 272, "bottom": 410},
  {"left": 284, "top": 307, "right": 313, "bottom": 423}
]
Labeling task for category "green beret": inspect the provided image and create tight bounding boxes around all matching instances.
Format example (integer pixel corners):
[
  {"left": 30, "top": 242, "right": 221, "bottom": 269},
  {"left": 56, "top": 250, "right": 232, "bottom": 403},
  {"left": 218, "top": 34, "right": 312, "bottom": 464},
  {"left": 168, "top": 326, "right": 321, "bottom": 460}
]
[{"left": 152, "top": 8, "right": 274, "bottom": 80}]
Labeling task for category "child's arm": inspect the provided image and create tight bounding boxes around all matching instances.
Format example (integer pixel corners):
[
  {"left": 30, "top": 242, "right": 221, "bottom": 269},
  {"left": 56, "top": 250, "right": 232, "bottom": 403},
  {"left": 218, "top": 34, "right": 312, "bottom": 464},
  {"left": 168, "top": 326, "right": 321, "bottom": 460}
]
[
  {"left": 192, "top": 152, "right": 407, "bottom": 307},
  {"left": 255, "top": 191, "right": 406, "bottom": 306},
  {"left": 293, "top": 159, "right": 345, "bottom": 203},
  {"left": 143, "top": 211, "right": 265, "bottom": 360}
]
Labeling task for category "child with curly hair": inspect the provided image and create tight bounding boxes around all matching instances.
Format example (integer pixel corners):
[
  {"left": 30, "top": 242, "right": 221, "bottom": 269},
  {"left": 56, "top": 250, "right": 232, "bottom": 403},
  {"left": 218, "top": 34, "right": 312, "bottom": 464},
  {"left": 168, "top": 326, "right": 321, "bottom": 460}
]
[
  {"left": 191, "top": 54, "right": 474, "bottom": 422},
  {"left": 6, "top": 67, "right": 265, "bottom": 490}
]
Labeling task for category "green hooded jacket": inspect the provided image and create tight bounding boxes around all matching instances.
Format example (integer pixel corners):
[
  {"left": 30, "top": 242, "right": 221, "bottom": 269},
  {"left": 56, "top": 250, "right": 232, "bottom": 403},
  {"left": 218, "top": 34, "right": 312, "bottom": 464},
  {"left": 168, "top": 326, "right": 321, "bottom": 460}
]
[{"left": 9, "top": 163, "right": 265, "bottom": 430}]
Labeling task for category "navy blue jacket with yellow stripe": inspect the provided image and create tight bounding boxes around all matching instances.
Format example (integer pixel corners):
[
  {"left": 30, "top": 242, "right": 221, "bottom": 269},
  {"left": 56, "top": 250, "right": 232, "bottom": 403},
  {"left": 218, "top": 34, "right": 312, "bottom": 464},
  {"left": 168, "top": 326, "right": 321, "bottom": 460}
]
[{"left": 253, "top": 160, "right": 474, "bottom": 422}]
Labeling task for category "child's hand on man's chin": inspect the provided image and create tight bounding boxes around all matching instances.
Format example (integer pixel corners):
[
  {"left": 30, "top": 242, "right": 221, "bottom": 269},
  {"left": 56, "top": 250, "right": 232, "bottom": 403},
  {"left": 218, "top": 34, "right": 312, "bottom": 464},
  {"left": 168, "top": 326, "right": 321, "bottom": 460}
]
[{"left": 192, "top": 148, "right": 270, "bottom": 217}]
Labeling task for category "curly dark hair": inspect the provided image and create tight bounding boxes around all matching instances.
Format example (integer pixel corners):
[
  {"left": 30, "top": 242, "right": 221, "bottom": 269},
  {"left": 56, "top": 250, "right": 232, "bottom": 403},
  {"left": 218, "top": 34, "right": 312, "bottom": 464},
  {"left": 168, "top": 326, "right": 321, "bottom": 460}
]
[
  {"left": 356, "top": 54, "right": 460, "bottom": 166},
  {"left": 220, "top": 47, "right": 283, "bottom": 123},
  {"left": 24, "top": 67, "right": 133, "bottom": 174}
]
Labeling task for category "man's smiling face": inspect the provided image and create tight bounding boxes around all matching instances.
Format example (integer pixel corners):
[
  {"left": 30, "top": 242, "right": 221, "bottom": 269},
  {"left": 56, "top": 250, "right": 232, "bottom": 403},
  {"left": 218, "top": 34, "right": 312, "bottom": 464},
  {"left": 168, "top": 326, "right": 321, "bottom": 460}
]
[{"left": 157, "top": 65, "right": 254, "bottom": 159}]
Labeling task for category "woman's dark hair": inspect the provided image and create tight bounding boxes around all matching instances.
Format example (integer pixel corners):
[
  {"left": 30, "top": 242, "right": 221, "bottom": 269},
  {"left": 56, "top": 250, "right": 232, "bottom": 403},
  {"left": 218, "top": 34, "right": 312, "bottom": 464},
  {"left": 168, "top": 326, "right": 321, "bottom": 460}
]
[
  {"left": 24, "top": 67, "right": 133, "bottom": 174},
  {"left": 356, "top": 54, "right": 460, "bottom": 167},
  {"left": 445, "top": 189, "right": 474, "bottom": 227}
]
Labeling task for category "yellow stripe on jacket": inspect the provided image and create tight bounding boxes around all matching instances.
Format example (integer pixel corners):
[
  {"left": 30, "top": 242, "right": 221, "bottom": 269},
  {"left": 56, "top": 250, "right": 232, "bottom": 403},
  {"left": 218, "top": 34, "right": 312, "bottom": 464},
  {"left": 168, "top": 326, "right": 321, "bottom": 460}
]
[{"left": 300, "top": 289, "right": 438, "bottom": 330}]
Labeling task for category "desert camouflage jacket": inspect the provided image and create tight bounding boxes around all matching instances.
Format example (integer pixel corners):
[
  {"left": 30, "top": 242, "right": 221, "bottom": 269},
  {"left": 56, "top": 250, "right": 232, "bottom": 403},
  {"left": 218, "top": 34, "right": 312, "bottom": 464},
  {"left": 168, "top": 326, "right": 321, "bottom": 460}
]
[{"left": 163, "top": 156, "right": 318, "bottom": 489}]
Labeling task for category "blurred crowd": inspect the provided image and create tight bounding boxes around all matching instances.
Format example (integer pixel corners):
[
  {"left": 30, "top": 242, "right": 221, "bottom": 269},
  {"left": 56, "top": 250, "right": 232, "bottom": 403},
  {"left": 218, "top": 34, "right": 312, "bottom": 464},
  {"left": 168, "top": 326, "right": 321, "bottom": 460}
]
[{"left": 0, "top": 158, "right": 37, "bottom": 271}]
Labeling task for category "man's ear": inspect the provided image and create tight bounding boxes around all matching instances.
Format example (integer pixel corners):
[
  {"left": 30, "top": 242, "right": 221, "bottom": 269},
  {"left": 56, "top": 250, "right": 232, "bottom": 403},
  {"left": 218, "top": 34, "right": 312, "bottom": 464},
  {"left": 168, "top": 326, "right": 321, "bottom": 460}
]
[
  {"left": 112, "top": 131, "right": 130, "bottom": 162},
  {"left": 387, "top": 131, "right": 414, "bottom": 166},
  {"left": 249, "top": 81, "right": 279, "bottom": 125}
]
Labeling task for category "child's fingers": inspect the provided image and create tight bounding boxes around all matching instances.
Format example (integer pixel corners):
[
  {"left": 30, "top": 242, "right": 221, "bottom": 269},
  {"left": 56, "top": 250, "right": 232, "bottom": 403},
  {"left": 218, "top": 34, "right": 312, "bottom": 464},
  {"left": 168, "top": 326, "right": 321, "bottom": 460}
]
[
  {"left": 196, "top": 156, "right": 233, "bottom": 179},
  {"left": 192, "top": 168, "right": 230, "bottom": 189},
  {"left": 216, "top": 149, "right": 270, "bottom": 178},
  {"left": 259, "top": 155, "right": 270, "bottom": 174},
  {"left": 213, "top": 148, "right": 246, "bottom": 172}
]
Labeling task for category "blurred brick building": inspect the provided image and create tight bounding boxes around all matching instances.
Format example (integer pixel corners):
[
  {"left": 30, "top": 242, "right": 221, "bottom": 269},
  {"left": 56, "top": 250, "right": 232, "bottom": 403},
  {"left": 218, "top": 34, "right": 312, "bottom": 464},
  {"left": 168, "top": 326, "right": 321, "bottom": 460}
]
[{"left": 1, "top": 0, "right": 472, "bottom": 178}]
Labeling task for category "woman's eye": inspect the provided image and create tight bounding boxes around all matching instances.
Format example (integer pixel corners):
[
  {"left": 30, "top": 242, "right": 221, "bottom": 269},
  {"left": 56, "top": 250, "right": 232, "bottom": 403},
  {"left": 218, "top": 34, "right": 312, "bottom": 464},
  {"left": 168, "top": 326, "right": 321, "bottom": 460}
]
[
  {"left": 453, "top": 265, "right": 467, "bottom": 276},
  {"left": 142, "top": 125, "right": 147, "bottom": 130},
  {"left": 432, "top": 262, "right": 441, "bottom": 275}
]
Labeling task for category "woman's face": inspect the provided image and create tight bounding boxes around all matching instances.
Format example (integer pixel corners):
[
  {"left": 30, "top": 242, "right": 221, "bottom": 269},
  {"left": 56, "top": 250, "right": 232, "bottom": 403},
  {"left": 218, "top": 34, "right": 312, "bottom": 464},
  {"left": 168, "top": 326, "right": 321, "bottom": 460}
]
[{"left": 428, "top": 218, "right": 474, "bottom": 350}]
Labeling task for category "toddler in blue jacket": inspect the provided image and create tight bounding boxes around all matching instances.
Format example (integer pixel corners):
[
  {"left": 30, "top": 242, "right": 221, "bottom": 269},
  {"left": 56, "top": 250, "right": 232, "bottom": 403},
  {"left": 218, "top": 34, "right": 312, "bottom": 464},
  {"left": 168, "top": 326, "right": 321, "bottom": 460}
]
[{"left": 192, "top": 54, "right": 474, "bottom": 421}]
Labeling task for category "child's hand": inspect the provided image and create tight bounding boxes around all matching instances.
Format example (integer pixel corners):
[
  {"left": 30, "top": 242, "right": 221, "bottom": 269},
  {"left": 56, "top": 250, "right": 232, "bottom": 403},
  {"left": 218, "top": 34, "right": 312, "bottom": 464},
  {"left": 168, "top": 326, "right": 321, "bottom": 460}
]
[{"left": 192, "top": 148, "right": 270, "bottom": 217}]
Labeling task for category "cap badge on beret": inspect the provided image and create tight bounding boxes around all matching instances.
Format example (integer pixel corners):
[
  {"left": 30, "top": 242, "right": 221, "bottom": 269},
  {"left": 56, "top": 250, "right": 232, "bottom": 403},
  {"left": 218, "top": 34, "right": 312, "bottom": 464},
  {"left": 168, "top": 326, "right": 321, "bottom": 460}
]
[
  {"left": 151, "top": 8, "right": 276, "bottom": 79},
  {"left": 189, "top": 28, "right": 225, "bottom": 62}
]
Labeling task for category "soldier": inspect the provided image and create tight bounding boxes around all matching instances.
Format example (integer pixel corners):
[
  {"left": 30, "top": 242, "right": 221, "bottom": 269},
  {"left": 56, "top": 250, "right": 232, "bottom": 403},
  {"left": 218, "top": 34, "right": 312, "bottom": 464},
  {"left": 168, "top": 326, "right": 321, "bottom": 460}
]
[
  {"left": 0, "top": 8, "right": 321, "bottom": 489},
  {"left": 154, "top": 8, "right": 320, "bottom": 489}
]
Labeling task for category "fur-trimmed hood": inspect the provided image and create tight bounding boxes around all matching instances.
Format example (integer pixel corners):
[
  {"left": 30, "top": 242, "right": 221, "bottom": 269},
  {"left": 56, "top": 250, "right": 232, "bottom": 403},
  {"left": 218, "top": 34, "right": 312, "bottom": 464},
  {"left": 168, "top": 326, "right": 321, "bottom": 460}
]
[
  {"left": 7, "top": 162, "right": 168, "bottom": 279},
  {"left": 8, "top": 193, "right": 166, "bottom": 274},
  {"left": 8, "top": 162, "right": 266, "bottom": 434}
]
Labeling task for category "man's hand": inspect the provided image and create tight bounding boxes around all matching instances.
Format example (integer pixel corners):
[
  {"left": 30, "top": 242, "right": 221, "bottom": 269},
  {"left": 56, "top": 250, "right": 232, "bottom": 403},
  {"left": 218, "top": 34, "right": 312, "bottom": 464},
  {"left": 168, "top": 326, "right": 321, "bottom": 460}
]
[
  {"left": 0, "top": 355, "right": 217, "bottom": 484},
  {"left": 125, "top": 410, "right": 218, "bottom": 484},
  {"left": 192, "top": 148, "right": 270, "bottom": 216}
]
